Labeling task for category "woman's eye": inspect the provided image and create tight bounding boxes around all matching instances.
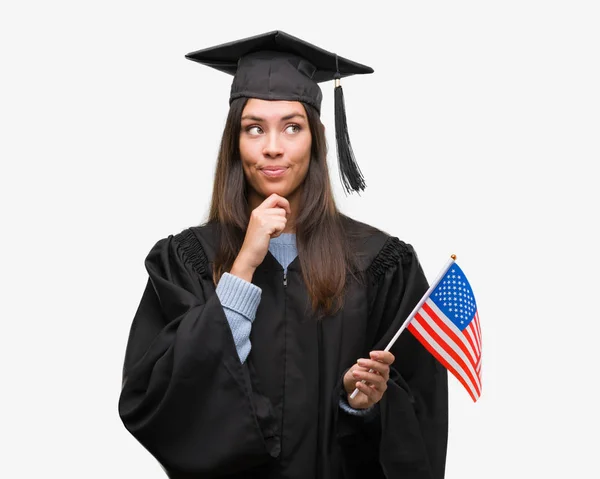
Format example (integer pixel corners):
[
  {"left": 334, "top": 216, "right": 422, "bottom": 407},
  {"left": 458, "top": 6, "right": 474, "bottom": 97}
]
[
  {"left": 246, "top": 126, "right": 263, "bottom": 135},
  {"left": 285, "top": 124, "right": 301, "bottom": 134}
]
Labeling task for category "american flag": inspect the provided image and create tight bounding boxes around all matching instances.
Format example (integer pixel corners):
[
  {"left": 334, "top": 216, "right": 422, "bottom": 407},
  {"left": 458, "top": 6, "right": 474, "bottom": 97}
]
[{"left": 408, "top": 263, "right": 482, "bottom": 402}]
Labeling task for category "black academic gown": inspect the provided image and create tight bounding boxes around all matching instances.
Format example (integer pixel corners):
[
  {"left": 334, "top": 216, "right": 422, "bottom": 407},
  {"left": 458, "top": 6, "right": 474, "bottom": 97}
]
[{"left": 118, "top": 216, "right": 448, "bottom": 479}]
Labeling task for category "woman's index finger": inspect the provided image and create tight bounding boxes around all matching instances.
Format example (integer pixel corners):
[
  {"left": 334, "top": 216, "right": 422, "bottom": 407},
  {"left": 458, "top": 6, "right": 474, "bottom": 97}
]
[
  {"left": 369, "top": 350, "right": 395, "bottom": 365},
  {"left": 271, "top": 194, "right": 292, "bottom": 215},
  {"left": 358, "top": 359, "right": 389, "bottom": 375}
]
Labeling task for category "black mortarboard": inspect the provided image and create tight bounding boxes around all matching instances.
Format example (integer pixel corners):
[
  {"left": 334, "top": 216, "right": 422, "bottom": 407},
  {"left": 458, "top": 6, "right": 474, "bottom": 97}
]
[{"left": 185, "top": 30, "right": 374, "bottom": 194}]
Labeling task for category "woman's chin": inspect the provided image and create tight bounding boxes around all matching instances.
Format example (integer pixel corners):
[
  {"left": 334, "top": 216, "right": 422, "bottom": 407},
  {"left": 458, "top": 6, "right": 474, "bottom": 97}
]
[
  {"left": 248, "top": 182, "right": 302, "bottom": 202},
  {"left": 260, "top": 184, "right": 293, "bottom": 198}
]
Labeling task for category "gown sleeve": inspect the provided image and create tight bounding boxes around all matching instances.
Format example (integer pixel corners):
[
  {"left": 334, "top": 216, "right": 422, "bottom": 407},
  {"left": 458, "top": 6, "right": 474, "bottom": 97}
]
[
  {"left": 338, "top": 237, "right": 449, "bottom": 479},
  {"left": 373, "top": 238, "right": 448, "bottom": 479},
  {"left": 118, "top": 232, "right": 279, "bottom": 477}
]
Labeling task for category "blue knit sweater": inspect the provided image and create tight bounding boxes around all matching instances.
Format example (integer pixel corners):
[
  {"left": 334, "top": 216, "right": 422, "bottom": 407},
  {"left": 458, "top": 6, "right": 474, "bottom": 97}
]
[{"left": 215, "top": 233, "right": 374, "bottom": 417}]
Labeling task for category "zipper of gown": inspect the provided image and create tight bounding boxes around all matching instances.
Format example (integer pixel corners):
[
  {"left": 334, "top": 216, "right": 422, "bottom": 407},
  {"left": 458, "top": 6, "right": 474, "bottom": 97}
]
[
  {"left": 316, "top": 319, "right": 323, "bottom": 479},
  {"left": 282, "top": 267, "right": 288, "bottom": 473}
]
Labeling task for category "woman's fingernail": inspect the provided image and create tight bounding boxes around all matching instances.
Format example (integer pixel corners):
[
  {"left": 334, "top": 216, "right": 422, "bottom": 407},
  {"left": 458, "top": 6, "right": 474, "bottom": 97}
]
[{"left": 357, "top": 359, "right": 364, "bottom": 366}]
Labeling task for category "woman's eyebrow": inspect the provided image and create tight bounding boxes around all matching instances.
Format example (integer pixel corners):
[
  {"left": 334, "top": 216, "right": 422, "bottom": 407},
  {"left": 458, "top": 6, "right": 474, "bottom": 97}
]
[
  {"left": 280, "top": 113, "right": 306, "bottom": 121},
  {"left": 241, "top": 113, "right": 307, "bottom": 122}
]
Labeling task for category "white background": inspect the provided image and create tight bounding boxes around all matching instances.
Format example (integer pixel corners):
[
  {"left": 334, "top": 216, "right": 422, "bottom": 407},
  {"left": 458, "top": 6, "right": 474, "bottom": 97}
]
[{"left": 2, "top": 1, "right": 599, "bottom": 477}]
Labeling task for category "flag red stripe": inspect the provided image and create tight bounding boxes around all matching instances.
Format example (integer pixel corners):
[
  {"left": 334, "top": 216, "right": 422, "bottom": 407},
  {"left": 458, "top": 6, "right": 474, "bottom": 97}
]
[
  {"left": 468, "top": 320, "right": 481, "bottom": 357},
  {"left": 473, "top": 312, "right": 482, "bottom": 351},
  {"left": 468, "top": 317, "right": 482, "bottom": 383},
  {"left": 408, "top": 322, "right": 478, "bottom": 402},
  {"left": 463, "top": 320, "right": 479, "bottom": 359},
  {"left": 413, "top": 310, "right": 481, "bottom": 397},
  {"left": 422, "top": 302, "right": 480, "bottom": 374},
  {"left": 422, "top": 300, "right": 482, "bottom": 388}
]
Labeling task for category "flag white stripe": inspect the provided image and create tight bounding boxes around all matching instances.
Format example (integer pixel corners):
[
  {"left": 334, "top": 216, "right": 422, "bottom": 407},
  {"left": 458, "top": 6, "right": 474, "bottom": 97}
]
[
  {"left": 473, "top": 312, "right": 482, "bottom": 350},
  {"left": 418, "top": 303, "right": 481, "bottom": 391},
  {"left": 469, "top": 320, "right": 481, "bottom": 356},
  {"left": 464, "top": 322, "right": 480, "bottom": 357},
  {"left": 410, "top": 320, "right": 480, "bottom": 400},
  {"left": 426, "top": 299, "right": 479, "bottom": 368},
  {"left": 468, "top": 319, "right": 482, "bottom": 383}
]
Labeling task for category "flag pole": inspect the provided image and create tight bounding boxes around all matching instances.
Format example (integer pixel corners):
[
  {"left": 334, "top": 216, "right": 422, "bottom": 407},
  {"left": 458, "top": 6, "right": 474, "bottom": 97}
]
[{"left": 349, "top": 254, "right": 457, "bottom": 400}]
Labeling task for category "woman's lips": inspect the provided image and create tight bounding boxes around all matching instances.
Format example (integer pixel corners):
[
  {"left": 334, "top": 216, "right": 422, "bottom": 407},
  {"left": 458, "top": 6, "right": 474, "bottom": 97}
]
[{"left": 261, "top": 168, "right": 288, "bottom": 178}]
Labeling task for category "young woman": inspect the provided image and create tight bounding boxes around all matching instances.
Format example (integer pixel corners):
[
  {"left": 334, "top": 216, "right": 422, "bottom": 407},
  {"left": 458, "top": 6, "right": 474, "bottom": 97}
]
[{"left": 118, "top": 30, "right": 448, "bottom": 479}]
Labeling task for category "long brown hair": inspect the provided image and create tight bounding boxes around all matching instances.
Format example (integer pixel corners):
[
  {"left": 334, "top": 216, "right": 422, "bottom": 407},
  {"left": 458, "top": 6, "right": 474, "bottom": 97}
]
[{"left": 207, "top": 97, "right": 362, "bottom": 318}]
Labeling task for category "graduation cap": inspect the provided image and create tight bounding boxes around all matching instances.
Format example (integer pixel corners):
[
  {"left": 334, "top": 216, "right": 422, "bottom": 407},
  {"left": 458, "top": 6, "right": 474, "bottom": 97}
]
[{"left": 185, "top": 30, "right": 374, "bottom": 194}]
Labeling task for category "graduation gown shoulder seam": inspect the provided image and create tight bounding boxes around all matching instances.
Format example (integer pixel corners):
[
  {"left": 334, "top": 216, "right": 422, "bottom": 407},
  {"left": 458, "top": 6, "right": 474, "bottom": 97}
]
[
  {"left": 366, "top": 236, "right": 412, "bottom": 283},
  {"left": 173, "top": 228, "right": 210, "bottom": 278}
]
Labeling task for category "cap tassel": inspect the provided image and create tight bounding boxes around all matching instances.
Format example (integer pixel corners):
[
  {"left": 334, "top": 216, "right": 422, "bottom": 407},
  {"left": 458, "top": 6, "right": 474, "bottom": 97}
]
[{"left": 334, "top": 72, "right": 366, "bottom": 195}]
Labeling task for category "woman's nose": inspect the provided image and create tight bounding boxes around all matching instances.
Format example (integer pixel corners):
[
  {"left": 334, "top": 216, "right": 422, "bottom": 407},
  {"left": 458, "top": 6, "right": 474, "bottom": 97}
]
[{"left": 262, "top": 133, "right": 284, "bottom": 158}]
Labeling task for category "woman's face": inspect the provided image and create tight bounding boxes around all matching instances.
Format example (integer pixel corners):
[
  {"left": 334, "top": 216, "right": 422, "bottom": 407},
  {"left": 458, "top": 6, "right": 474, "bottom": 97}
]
[{"left": 239, "top": 99, "right": 312, "bottom": 205}]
